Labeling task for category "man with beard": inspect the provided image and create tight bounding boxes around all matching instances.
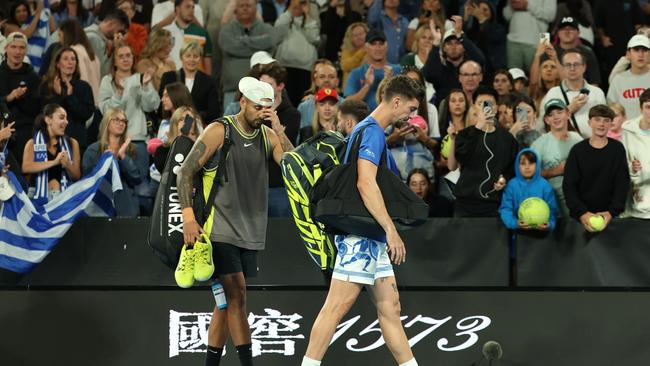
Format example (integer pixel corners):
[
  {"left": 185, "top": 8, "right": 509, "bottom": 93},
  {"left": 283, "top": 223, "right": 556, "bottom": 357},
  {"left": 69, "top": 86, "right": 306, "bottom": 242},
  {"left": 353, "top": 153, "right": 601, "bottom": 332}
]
[
  {"left": 345, "top": 28, "right": 401, "bottom": 110},
  {"left": 422, "top": 15, "right": 485, "bottom": 105},
  {"left": 301, "top": 75, "right": 424, "bottom": 366},
  {"left": 164, "top": 0, "right": 212, "bottom": 74},
  {"left": 177, "top": 76, "right": 294, "bottom": 366},
  {"left": 336, "top": 99, "right": 368, "bottom": 137}
]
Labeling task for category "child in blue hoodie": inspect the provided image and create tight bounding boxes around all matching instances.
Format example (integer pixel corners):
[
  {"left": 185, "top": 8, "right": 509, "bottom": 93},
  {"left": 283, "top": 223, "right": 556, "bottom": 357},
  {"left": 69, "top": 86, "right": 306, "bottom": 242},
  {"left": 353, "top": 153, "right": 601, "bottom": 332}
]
[{"left": 499, "top": 148, "right": 559, "bottom": 231}]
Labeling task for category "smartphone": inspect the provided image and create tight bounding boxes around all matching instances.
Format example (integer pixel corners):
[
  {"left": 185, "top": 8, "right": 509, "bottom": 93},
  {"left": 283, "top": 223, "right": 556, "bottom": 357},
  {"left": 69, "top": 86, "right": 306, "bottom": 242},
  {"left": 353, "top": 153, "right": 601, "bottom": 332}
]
[
  {"left": 19, "top": 81, "right": 26, "bottom": 88},
  {"left": 539, "top": 32, "right": 550, "bottom": 44},
  {"left": 516, "top": 106, "right": 528, "bottom": 126},
  {"left": 579, "top": 88, "right": 590, "bottom": 96},
  {"left": 180, "top": 115, "right": 194, "bottom": 136}
]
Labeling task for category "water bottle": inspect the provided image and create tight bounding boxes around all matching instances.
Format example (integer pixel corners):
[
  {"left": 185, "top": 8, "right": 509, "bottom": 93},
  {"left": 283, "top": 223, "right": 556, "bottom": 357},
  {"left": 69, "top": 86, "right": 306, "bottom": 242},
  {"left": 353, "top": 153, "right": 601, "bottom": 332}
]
[{"left": 211, "top": 282, "right": 227, "bottom": 310}]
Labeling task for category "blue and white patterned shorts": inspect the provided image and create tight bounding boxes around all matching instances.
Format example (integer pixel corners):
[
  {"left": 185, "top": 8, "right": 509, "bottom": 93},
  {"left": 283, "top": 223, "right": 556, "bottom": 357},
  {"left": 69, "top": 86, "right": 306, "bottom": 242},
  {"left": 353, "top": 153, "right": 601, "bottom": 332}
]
[{"left": 332, "top": 234, "right": 394, "bottom": 285}]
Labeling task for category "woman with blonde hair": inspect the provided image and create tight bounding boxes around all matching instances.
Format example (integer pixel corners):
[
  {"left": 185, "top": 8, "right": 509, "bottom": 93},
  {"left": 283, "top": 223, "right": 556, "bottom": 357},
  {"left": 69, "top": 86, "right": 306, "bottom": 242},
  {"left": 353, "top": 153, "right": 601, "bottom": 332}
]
[
  {"left": 136, "top": 28, "right": 176, "bottom": 91},
  {"left": 82, "top": 108, "right": 141, "bottom": 217},
  {"left": 99, "top": 42, "right": 160, "bottom": 214},
  {"left": 529, "top": 42, "right": 562, "bottom": 111},
  {"left": 298, "top": 88, "right": 339, "bottom": 143},
  {"left": 159, "top": 42, "right": 220, "bottom": 123},
  {"left": 340, "top": 22, "right": 368, "bottom": 88},
  {"left": 152, "top": 106, "right": 201, "bottom": 174}
]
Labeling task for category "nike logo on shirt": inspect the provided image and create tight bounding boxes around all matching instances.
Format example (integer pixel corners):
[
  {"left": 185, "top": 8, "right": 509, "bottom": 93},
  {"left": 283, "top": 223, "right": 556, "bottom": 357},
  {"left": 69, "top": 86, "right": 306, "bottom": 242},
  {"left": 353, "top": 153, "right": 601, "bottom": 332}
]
[{"left": 244, "top": 143, "right": 254, "bottom": 147}]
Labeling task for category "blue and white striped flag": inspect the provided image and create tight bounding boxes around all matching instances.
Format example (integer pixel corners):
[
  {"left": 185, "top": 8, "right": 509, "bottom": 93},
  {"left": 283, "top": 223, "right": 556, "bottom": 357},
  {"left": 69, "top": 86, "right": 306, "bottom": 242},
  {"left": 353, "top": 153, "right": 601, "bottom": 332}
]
[{"left": 0, "top": 152, "right": 123, "bottom": 273}]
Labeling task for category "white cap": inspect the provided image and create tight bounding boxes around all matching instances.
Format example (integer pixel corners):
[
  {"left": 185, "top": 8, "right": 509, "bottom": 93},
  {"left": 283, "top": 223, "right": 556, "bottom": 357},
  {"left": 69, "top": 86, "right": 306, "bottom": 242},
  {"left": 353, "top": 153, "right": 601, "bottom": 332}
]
[
  {"left": 249, "top": 51, "right": 276, "bottom": 69},
  {"left": 442, "top": 29, "right": 460, "bottom": 43},
  {"left": 509, "top": 67, "right": 527, "bottom": 81},
  {"left": 627, "top": 34, "right": 650, "bottom": 49},
  {"left": 238, "top": 77, "right": 274, "bottom": 107},
  {"left": 0, "top": 175, "right": 15, "bottom": 201}
]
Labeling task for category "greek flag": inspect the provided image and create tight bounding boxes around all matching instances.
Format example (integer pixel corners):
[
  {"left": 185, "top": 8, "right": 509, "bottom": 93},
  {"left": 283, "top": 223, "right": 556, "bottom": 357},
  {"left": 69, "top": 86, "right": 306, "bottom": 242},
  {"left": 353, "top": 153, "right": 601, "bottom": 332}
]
[{"left": 0, "top": 152, "right": 123, "bottom": 273}]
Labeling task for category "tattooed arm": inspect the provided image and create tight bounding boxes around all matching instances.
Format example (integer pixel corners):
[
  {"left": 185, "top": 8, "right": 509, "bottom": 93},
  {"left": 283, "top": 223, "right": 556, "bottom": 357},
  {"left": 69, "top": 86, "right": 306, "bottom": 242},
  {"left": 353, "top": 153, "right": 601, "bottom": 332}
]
[
  {"left": 178, "top": 122, "right": 225, "bottom": 245},
  {"left": 263, "top": 109, "right": 294, "bottom": 165}
]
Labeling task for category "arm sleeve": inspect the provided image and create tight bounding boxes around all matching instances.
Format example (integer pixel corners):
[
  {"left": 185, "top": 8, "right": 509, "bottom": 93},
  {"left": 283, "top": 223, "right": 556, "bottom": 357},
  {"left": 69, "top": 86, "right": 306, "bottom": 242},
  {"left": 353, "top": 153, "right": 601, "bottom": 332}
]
[
  {"left": 119, "top": 154, "right": 143, "bottom": 186},
  {"left": 344, "top": 68, "right": 362, "bottom": 97},
  {"left": 138, "top": 82, "right": 161, "bottom": 113},
  {"left": 454, "top": 127, "right": 481, "bottom": 166},
  {"left": 503, "top": 4, "right": 513, "bottom": 21},
  {"left": 82, "top": 144, "right": 99, "bottom": 175},
  {"left": 97, "top": 77, "right": 124, "bottom": 114},
  {"left": 357, "top": 126, "right": 385, "bottom": 166},
  {"left": 421, "top": 46, "right": 443, "bottom": 85},
  {"left": 367, "top": 0, "right": 382, "bottom": 28},
  {"left": 461, "top": 37, "right": 486, "bottom": 69},
  {"left": 219, "top": 23, "right": 275, "bottom": 57},
  {"left": 562, "top": 146, "right": 588, "bottom": 218},
  {"left": 302, "top": 18, "right": 321, "bottom": 44},
  {"left": 609, "top": 145, "right": 631, "bottom": 216},
  {"left": 498, "top": 184, "right": 520, "bottom": 230},
  {"left": 64, "top": 81, "right": 95, "bottom": 121},
  {"left": 527, "top": 0, "right": 557, "bottom": 23}
]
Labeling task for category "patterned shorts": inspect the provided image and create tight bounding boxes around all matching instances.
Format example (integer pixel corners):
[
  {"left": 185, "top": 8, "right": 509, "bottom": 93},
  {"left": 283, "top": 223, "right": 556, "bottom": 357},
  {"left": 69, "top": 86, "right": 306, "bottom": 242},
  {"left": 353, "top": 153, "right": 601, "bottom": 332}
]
[{"left": 331, "top": 234, "right": 394, "bottom": 285}]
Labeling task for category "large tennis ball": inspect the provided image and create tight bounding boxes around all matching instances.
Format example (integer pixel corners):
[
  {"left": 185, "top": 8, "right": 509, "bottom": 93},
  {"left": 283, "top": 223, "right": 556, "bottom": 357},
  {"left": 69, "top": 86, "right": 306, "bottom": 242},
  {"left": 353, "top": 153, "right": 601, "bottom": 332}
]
[
  {"left": 518, "top": 197, "right": 550, "bottom": 227},
  {"left": 589, "top": 215, "right": 606, "bottom": 231},
  {"left": 441, "top": 134, "right": 452, "bottom": 159}
]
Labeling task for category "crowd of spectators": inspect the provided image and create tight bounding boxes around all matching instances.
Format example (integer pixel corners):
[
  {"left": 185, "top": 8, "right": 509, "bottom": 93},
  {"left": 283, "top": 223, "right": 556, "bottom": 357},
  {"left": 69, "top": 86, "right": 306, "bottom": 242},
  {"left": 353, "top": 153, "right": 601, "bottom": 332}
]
[{"left": 0, "top": 0, "right": 648, "bottom": 233}]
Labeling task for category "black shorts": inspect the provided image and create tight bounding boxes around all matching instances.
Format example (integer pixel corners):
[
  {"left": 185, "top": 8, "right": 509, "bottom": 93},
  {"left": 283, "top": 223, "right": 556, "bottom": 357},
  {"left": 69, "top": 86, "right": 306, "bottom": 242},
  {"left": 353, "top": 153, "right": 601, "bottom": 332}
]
[{"left": 212, "top": 242, "right": 258, "bottom": 278}]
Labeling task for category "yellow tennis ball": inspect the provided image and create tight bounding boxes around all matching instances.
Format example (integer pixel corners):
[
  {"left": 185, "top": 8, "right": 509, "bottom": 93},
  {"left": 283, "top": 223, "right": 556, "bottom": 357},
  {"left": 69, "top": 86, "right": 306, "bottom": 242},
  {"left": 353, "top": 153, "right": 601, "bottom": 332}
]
[
  {"left": 518, "top": 197, "right": 550, "bottom": 227},
  {"left": 589, "top": 215, "right": 605, "bottom": 231}
]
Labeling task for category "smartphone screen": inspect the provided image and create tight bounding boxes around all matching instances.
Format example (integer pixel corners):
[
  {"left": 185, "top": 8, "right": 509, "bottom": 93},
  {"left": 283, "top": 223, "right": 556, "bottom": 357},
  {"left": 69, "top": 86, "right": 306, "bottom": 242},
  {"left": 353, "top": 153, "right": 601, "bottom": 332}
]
[
  {"left": 539, "top": 32, "right": 550, "bottom": 44},
  {"left": 516, "top": 107, "right": 528, "bottom": 124},
  {"left": 180, "top": 115, "right": 194, "bottom": 136}
]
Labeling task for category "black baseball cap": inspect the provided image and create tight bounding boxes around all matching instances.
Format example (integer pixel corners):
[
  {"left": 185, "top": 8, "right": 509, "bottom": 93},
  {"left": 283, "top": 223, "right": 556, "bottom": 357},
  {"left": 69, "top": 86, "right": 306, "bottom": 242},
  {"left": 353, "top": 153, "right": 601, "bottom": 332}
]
[
  {"left": 366, "top": 28, "right": 387, "bottom": 43},
  {"left": 559, "top": 17, "right": 579, "bottom": 30}
]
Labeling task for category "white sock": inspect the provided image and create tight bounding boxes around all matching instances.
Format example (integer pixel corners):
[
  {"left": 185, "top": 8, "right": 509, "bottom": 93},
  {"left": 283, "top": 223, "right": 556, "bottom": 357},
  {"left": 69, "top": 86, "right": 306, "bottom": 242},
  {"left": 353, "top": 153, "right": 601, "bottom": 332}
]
[
  {"left": 399, "top": 358, "right": 418, "bottom": 366},
  {"left": 301, "top": 356, "right": 322, "bottom": 366}
]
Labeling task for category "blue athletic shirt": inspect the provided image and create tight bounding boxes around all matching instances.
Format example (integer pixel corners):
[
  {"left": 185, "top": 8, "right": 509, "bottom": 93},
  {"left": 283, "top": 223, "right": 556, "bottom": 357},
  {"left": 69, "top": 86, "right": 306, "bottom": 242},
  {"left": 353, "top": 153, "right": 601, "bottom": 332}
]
[
  {"left": 342, "top": 116, "right": 399, "bottom": 242},
  {"left": 344, "top": 116, "right": 399, "bottom": 178}
]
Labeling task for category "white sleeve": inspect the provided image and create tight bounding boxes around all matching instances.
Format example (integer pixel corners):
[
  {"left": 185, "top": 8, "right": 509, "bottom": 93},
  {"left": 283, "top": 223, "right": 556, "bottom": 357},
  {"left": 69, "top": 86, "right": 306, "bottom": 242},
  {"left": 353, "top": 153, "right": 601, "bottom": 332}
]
[
  {"left": 151, "top": 4, "right": 170, "bottom": 28},
  {"left": 194, "top": 4, "right": 205, "bottom": 26},
  {"left": 408, "top": 18, "right": 419, "bottom": 30}
]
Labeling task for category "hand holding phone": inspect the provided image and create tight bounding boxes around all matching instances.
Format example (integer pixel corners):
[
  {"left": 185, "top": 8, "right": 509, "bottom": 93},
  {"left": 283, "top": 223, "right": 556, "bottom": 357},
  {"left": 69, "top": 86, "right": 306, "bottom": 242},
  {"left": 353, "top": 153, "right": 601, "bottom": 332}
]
[
  {"left": 180, "top": 115, "right": 194, "bottom": 136},
  {"left": 539, "top": 32, "right": 550, "bottom": 45},
  {"left": 516, "top": 106, "right": 528, "bottom": 126}
]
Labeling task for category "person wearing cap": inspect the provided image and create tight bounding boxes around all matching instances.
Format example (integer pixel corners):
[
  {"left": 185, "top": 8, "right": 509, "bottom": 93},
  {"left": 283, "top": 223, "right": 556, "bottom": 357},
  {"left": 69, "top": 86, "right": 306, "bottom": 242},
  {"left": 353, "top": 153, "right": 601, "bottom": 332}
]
[
  {"left": 421, "top": 15, "right": 485, "bottom": 105},
  {"left": 299, "top": 87, "right": 339, "bottom": 143},
  {"left": 531, "top": 98, "right": 583, "bottom": 217},
  {"left": 344, "top": 28, "right": 401, "bottom": 110},
  {"left": 502, "top": 0, "right": 556, "bottom": 72},
  {"left": 537, "top": 48, "right": 607, "bottom": 138},
  {"left": 302, "top": 75, "right": 424, "bottom": 366},
  {"left": 621, "top": 89, "right": 650, "bottom": 219},
  {"left": 256, "top": 62, "right": 300, "bottom": 217},
  {"left": 563, "top": 105, "right": 630, "bottom": 232},
  {"left": 249, "top": 50, "right": 275, "bottom": 69},
  {"left": 607, "top": 34, "right": 650, "bottom": 120},
  {"left": 0, "top": 32, "right": 41, "bottom": 166},
  {"left": 159, "top": 41, "right": 220, "bottom": 123},
  {"left": 177, "top": 76, "right": 294, "bottom": 366},
  {"left": 219, "top": 0, "right": 276, "bottom": 113},
  {"left": 554, "top": 16, "right": 601, "bottom": 86},
  {"left": 508, "top": 67, "right": 527, "bottom": 94},
  {"left": 367, "top": 0, "right": 408, "bottom": 64}
]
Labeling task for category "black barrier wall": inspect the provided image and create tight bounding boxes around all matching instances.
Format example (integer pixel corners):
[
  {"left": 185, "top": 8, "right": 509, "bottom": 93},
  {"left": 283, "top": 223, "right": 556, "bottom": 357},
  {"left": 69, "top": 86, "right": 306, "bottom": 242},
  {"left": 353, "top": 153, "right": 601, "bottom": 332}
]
[
  {"left": 2, "top": 289, "right": 650, "bottom": 366},
  {"left": 13, "top": 218, "right": 511, "bottom": 287},
  {"left": 4, "top": 217, "right": 650, "bottom": 287}
]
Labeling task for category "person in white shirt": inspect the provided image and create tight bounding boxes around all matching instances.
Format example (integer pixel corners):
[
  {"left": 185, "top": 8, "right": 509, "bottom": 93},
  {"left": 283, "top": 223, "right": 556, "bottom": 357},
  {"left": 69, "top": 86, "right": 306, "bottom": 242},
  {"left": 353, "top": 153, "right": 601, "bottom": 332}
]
[
  {"left": 607, "top": 34, "right": 650, "bottom": 120},
  {"left": 538, "top": 49, "right": 606, "bottom": 138},
  {"left": 151, "top": 0, "right": 204, "bottom": 29}
]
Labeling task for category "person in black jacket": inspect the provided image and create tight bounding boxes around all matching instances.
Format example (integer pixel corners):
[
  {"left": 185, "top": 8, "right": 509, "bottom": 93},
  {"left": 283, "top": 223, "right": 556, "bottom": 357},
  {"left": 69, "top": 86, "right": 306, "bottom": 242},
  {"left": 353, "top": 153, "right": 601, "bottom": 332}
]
[
  {"left": 0, "top": 32, "right": 41, "bottom": 165},
  {"left": 421, "top": 15, "right": 485, "bottom": 106},
  {"left": 39, "top": 46, "right": 95, "bottom": 153},
  {"left": 462, "top": 0, "right": 506, "bottom": 80},
  {"left": 454, "top": 86, "right": 519, "bottom": 217},
  {"left": 320, "top": 0, "right": 361, "bottom": 62},
  {"left": 563, "top": 105, "right": 630, "bottom": 232},
  {"left": 158, "top": 42, "right": 220, "bottom": 124}
]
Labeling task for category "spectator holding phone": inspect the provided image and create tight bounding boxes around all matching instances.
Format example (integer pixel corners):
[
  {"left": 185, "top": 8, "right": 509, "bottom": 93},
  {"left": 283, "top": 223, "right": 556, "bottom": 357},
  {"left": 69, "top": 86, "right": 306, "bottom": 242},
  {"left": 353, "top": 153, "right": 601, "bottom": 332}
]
[
  {"left": 82, "top": 107, "right": 141, "bottom": 217},
  {"left": 510, "top": 94, "right": 541, "bottom": 147},
  {"left": 537, "top": 49, "right": 606, "bottom": 138},
  {"left": 454, "top": 86, "right": 519, "bottom": 217}
]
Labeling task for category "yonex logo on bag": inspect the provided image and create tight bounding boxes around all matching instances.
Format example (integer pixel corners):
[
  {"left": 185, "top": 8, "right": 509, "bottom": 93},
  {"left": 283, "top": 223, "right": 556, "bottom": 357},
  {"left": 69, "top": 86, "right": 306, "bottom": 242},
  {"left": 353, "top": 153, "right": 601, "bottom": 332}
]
[{"left": 168, "top": 153, "right": 186, "bottom": 236}]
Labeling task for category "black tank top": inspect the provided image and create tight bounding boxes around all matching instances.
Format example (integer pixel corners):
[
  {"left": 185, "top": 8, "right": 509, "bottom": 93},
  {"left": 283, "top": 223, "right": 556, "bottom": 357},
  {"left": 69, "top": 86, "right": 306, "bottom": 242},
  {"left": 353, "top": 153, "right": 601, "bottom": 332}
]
[{"left": 47, "top": 146, "right": 62, "bottom": 180}]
